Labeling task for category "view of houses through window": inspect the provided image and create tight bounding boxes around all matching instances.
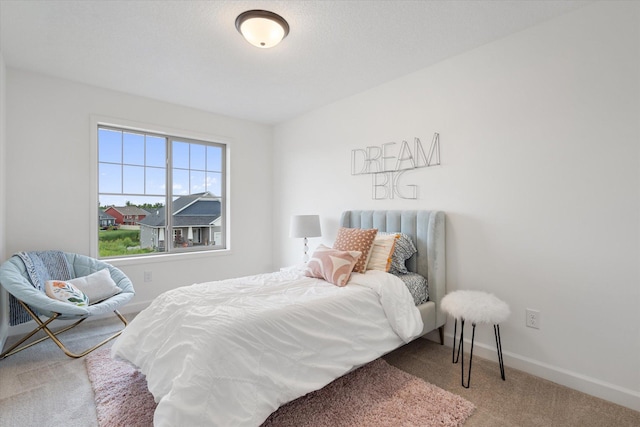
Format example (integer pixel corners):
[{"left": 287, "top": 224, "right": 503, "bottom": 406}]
[{"left": 98, "top": 125, "right": 226, "bottom": 258}]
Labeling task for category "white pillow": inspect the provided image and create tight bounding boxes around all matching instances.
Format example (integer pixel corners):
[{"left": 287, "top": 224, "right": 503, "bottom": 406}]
[{"left": 66, "top": 268, "right": 122, "bottom": 304}]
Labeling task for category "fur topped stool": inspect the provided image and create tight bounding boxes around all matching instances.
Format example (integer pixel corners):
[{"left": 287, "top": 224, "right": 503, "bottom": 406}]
[{"left": 441, "top": 290, "right": 510, "bottom": 388}]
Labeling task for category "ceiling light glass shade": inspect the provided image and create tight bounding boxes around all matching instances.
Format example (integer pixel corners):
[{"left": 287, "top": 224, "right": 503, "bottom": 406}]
[{"left": 236, "top": 10, "right": 290, "bottom": 49}]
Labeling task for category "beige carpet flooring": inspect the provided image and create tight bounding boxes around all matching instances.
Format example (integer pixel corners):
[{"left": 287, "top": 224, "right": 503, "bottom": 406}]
[
  {"left": 383, "top": 339, "right": 640, "bottom": 427},
  {"left": 1, "top": 314, "right": 639, "bottom": 427}
]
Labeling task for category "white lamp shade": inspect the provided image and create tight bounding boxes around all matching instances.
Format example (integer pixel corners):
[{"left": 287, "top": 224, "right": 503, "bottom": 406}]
[{"left": 289, "top": 215, "right": 321, "bottom": 238}]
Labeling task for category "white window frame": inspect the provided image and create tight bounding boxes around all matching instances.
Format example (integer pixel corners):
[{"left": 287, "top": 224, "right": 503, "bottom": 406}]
[{"left": 90, "top": 116, "right": 232, "bottom": 263}]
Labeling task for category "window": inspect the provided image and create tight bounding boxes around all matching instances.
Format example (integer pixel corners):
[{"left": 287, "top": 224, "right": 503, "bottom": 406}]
[{"left": 97, "top": 125, "right": 226, "bottom": 258}]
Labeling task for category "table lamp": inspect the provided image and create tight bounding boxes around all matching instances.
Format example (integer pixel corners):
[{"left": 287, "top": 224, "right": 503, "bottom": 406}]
[{"left": 289, "top": 215, "right": 321, "bottom": 263}]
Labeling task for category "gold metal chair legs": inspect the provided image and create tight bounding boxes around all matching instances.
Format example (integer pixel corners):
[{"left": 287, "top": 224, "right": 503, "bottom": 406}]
[{"left": 0, "top": 300, "right": 128, "bottom": 359}]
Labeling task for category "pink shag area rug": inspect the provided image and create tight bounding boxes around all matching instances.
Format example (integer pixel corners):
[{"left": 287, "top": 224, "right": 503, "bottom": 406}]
[{"left": 86, "top": 347, "right": 475, "bottom": 427}]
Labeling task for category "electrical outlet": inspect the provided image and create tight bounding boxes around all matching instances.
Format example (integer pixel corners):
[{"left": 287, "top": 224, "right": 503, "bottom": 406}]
[
  {"left": 526, "top": 309, "right": 540, "bottom": 329},
  {"left": 144, "top": 271, "right": 152, "bottom": 282}
]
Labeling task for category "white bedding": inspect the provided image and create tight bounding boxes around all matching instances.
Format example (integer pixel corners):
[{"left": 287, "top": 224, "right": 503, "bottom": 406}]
[{"left": 111, "top": 268, "right": 423, "bottom": 426}]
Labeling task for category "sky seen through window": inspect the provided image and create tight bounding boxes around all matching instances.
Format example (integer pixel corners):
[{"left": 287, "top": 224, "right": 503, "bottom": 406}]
[{"left": 98, "top": 128, "right": 223, "bottom": 208}]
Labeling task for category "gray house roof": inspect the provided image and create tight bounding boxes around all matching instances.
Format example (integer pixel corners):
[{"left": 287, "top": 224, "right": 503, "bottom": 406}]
[
  {"left": 138, "top": 192, "right": 221, "bottom": 228},
  {"left": 108, "top": 205, "right": 150, "bottom": 216},
  {"left": 99, "top": 210, "right": 116, "bottom": 220}
]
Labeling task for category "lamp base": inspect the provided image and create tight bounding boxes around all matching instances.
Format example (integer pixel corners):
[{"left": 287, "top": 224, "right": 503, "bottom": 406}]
[{"left": 302, "top": 237, "right": 310, "bottom": 263}]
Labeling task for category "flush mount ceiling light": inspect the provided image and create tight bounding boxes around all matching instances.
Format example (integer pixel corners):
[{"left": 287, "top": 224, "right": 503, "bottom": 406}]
[{"left": 235, "top": 10, "right": 290, "bottom": 49}]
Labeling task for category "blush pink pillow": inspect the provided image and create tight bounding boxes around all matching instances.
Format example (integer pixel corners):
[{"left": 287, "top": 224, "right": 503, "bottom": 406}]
[{"left": 304, "top": 244, "right": 362, "bottom": 287}]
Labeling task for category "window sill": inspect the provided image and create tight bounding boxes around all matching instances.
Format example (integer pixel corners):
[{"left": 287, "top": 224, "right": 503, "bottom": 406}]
[{"left": 103, "top": 248, "right": 232, "bottom": 267}]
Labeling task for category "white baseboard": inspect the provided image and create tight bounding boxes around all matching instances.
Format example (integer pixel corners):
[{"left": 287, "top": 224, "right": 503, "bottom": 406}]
[
  {"left": 443, "top": 332, "right": 640, "bottom": 412},
  {"left": 113, "top": 300, "right": 151, "bottom": 317}
]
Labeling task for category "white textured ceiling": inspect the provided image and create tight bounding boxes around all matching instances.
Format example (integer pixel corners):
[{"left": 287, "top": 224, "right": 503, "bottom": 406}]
[{"left": 0, "top": 0, "right": 589, "bottom": 124}]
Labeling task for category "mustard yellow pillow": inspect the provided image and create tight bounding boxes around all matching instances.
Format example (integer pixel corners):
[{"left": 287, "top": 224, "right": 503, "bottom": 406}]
[{"left": 366, "top": 233, "right": 398, "bottom": 272}]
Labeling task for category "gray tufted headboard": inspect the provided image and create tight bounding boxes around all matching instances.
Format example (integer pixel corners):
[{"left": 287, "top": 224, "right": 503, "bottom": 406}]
[{"left": 340, "top": 210, "right": 447, "bottom": 338}]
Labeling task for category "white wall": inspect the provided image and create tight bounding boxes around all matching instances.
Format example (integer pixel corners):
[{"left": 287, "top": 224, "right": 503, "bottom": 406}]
[
  {"left": 4, "top": 69, "right": 274, "bottom": 316},
  {"left": 273, "top": 2, "right": 640, "bottom": 410},
  {"left": 0, "top": 52, "right": 8, "bottom": 349},
  {"left": 0, "top": 52, "right": 6, "bottom": 262}
]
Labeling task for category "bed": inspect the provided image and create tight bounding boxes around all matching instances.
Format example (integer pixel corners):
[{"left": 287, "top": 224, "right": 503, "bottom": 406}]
[
  {"left": 340, "top": 210, "right": 447, "bottom": 341},
  {"left": 111, "top": 209, "right": 446, "bottom": 426}
]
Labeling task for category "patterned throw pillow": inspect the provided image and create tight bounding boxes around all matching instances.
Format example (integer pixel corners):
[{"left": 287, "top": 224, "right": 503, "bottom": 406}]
[
  {"left": 396, "top": 272, "right": 429, "bottom": 305},
  {"left": 366, "top": 233, "right": 398, "bottom": 272},
  {"left": 304, "top": 244, "right": 362, "bottom": 287},
  {"left": 378, "top": 232, "right": 417, "bottom": 275},
  {"left": 332, "top": 227, "right": 378, "bottom": 273},
  {"left": 45, "top": 280, "right": 89, "bottom": 306}
]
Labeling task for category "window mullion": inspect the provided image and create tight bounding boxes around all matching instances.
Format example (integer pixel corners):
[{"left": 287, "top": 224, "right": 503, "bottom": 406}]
[
  {"left": 166, "top": 136, "right": 173, "bottom": 253},
  {"left": 120, "top": 131, "right": 125, "bottom": 194}
]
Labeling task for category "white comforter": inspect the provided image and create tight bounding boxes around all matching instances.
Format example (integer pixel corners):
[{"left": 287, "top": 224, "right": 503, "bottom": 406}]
[{"left": 111, "top": 268, "right": 423, "bottom": 426}]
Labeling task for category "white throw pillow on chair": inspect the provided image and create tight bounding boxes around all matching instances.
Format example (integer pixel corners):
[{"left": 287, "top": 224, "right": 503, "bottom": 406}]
[{"left": 62, "top": 268, "right": 122, "bottom": 304}]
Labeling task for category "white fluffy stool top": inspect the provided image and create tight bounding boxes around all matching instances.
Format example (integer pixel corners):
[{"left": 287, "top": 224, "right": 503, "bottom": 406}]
[{"left": 441, "top": 290, "right": 510, "bottom": 324}]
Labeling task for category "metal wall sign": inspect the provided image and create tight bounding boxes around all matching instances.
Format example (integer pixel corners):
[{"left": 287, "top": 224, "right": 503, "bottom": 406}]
[{"left": 351, "top": 133, "right": 440, "bottom": 199}]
